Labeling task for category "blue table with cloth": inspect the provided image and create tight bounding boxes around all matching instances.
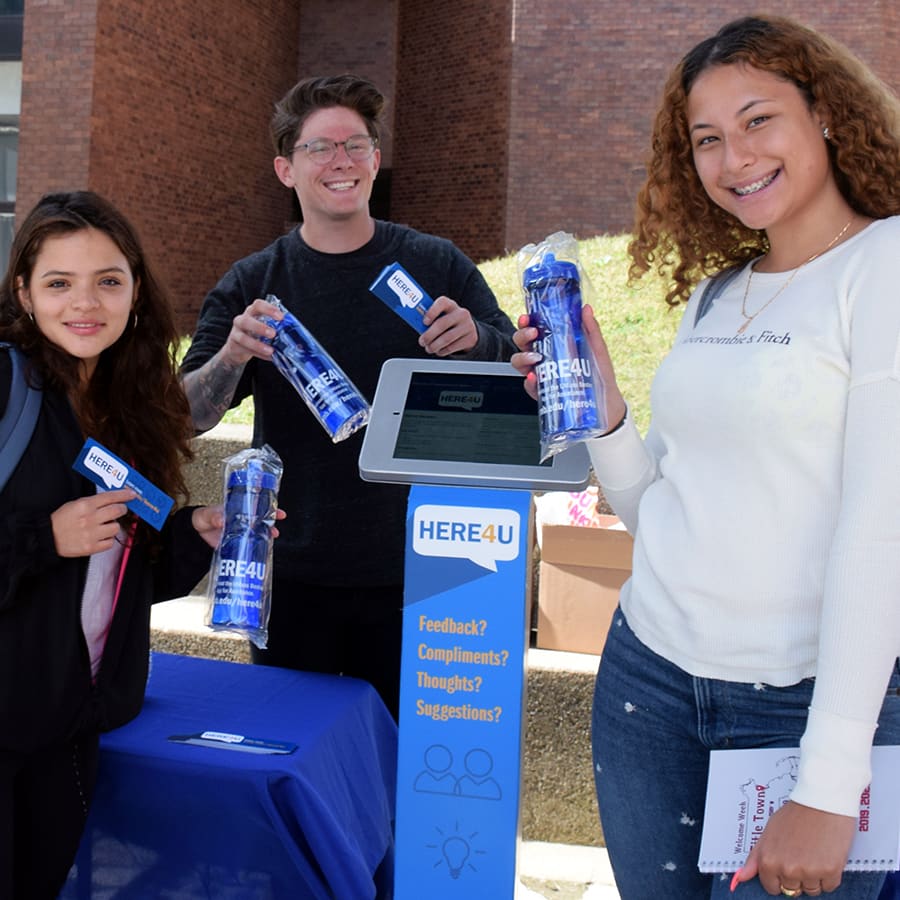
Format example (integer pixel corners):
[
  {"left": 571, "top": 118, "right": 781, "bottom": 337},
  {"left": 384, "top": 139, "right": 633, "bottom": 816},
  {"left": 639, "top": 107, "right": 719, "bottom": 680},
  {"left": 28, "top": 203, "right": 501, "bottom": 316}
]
[{"left": 60, "top": 652, "right": 397, "bottom": 899}]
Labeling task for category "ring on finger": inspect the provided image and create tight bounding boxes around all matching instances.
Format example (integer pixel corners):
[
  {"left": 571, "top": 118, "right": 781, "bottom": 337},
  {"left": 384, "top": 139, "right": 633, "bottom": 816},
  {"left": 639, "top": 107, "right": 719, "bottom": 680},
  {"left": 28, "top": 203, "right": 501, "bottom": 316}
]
[{"left": 780, "top": 889, "right": 802, "bottom": 898}]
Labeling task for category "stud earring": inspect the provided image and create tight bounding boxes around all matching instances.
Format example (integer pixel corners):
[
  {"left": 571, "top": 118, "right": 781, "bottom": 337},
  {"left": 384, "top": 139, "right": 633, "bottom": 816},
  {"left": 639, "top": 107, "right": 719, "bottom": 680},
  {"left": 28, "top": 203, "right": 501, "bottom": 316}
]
[{"left": 823, "top": 126, "right": 830, "bottom": 140}]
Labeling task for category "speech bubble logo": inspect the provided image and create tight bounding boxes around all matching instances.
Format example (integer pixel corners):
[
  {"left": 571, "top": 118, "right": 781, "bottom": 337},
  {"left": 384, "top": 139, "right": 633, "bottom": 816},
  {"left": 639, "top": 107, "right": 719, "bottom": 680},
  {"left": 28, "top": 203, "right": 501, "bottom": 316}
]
[
  {"left": 387, "top": 269, "right": 423, "bottom": 309},
  {"left": 438, "top": 390, "right": 483, "bottom": 411},
  {"left": 413, "top": 505, "right": 520, "bottom": 572},
  {"left": 84, "top": 447, "right": 128, "bottom": 489}
]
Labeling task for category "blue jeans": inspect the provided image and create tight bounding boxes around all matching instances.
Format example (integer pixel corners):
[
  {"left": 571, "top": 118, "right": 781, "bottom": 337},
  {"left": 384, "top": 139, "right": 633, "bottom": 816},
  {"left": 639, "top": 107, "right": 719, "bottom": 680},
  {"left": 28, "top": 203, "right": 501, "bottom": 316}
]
[{"left": 592, "top": 610, "right": 900, "bottom": 900}]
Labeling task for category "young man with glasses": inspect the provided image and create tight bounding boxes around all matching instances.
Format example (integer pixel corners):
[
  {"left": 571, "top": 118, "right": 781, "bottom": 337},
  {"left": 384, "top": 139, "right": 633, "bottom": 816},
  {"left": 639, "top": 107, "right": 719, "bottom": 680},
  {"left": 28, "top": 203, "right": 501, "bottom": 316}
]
[{"left": 181, "top": 74, "right": 515, "bottom": 720}]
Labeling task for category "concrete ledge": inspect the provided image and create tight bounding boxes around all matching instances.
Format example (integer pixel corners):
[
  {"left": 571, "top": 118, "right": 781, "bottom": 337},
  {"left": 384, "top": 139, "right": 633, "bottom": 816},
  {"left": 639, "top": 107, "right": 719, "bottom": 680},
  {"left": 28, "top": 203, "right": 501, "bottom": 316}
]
[
  {"left": 522, "top": 650, "right": 601, "bottom": 846},
  {"left": 150, "top": 595, "right": 250, "bottom": 663},
  {"left": 184, "top": 422, "right": 255, "bottom": 507}
]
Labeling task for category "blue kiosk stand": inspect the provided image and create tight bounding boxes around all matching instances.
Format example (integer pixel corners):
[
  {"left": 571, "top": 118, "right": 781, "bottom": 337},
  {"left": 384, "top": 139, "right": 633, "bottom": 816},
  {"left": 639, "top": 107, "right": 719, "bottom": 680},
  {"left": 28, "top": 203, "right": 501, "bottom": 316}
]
[{"left": 360, "top": 360, "right": 590, "bottom": 899}]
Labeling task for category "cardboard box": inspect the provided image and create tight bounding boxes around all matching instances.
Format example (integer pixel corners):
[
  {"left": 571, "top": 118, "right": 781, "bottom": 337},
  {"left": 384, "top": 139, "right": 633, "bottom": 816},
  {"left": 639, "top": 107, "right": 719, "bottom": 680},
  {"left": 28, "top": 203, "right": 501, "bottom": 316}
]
[{"left": 536, "top": 515, "right": 634, "bottom": 655}]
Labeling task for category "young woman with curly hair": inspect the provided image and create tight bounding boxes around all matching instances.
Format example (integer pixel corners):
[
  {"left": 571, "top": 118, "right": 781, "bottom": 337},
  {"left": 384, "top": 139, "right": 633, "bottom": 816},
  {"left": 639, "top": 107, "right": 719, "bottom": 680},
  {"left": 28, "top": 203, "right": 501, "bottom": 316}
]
[
  {"left": 514, "top": 15, "right": 900, "bottom": 900},
  {"left": 631, "top": 15, "right": 900, "bottom": 308},
  {"left": 0, "top": 191, "right": 228, "bottom": 899}
]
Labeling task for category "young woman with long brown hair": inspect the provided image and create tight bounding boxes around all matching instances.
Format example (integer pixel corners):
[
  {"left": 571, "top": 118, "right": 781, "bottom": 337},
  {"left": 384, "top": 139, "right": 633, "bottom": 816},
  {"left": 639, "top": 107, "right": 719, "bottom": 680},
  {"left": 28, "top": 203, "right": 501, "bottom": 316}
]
[{"left": 0, "top": 191, "right": 226, "bottom": 898}]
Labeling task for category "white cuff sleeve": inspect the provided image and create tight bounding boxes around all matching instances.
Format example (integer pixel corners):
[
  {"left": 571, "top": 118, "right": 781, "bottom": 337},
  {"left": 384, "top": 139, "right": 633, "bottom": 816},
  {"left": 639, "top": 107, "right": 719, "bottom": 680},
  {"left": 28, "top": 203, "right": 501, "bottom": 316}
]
[
  {"left": 791, "top": 707, "right": 877, "bottom": 817},
  {"left": 586, "top": 408, "right": 657, "bottom": 534}
]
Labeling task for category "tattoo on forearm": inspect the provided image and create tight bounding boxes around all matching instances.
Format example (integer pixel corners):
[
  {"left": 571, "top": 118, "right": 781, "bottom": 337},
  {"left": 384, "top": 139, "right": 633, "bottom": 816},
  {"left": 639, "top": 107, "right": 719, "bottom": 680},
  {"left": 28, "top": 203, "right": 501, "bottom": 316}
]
[{"left": 183, "top": 356, "right": 246, "bottom": 432}]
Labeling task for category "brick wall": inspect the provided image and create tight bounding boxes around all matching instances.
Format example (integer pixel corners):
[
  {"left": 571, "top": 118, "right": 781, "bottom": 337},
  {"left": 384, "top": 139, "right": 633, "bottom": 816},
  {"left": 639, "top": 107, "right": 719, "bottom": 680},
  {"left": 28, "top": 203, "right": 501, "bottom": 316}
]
[
  {"left": 18, "top": 0, "right": 301, "bottom": 333},
  {"left": 507, "top": 0, "right": 665, "bottom": 252},
  {"left": 295, "top": 0, "right": 398, "bottom": 169},
  {"left": 18, "top": 0, "right": 97, "bottom": 201},
  {"left": 294, "top": 0, "right": 397, "bottom": 223},
  {"left": 16, "top": 0, "right": 900, "bottom": 319},
  {"left": 505, "top": 0, "right": 900, "bottom": 254},
  {"left": 390, "top": 0, "right": 512, "bottom": 264}
]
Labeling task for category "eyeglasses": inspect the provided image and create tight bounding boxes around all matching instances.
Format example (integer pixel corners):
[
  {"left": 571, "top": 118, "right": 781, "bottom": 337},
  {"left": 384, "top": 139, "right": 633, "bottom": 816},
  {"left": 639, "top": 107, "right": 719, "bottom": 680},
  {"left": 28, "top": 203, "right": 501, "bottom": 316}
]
[{"left": 289, "top": 134, "right": 378, "bottom": 165}]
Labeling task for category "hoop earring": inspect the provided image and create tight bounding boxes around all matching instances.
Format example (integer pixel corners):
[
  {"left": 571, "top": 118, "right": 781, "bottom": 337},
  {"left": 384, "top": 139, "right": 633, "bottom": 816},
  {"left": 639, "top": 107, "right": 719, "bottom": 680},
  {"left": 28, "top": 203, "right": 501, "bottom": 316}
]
[
  {"left": 132, "top": 312, "right": 139, "bottom": 330},
  {"left": 27, "top": 311, "right": 34, "bottom": 323}
]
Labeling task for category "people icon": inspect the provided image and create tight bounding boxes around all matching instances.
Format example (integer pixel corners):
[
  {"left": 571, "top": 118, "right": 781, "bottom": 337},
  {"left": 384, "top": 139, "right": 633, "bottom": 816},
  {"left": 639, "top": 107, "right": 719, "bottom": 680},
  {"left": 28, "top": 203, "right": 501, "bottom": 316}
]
[
  {"left": 455, "top": 748, "right": 502, "bottom": 800},
  {"left": 413, "top": 744, "right": 502, "bottom": 800},
  {"left": 413, "top": 744, "right": 456, "bottom": 795}
]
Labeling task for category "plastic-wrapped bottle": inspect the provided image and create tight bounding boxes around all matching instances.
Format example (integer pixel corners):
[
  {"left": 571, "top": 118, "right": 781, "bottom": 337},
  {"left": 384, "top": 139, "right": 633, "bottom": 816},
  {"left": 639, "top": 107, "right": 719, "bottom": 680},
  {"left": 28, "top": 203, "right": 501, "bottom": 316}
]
[
  {"left": 261, "top": 294, "right": 369, "bottom": 442},
  {"left": 523, "top": 251, "right": 606, "bottom": 459},
  {"left": 207, "top": 453, "right": 280, "bottom": 649}
]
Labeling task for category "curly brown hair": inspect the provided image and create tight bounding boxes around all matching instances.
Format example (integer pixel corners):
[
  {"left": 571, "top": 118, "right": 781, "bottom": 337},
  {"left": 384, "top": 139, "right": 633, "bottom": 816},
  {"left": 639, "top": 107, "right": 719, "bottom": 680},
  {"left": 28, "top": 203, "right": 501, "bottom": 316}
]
[
  {"left": 0, "top": 191, "right": 194, "bottom": 523},
  {"left": 629, "top": 15, "right": 900, "bottom": 306}
]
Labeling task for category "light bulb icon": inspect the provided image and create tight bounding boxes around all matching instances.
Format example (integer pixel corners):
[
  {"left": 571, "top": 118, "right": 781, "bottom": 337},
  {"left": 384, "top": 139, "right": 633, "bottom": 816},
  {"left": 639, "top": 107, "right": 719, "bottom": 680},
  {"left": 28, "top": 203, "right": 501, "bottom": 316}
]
[
  {"left": 441, "top": 835, "right": 470, "bottom": 879},
  {"left": 426, "top": 820, "right": 485, "bottom": 880}
]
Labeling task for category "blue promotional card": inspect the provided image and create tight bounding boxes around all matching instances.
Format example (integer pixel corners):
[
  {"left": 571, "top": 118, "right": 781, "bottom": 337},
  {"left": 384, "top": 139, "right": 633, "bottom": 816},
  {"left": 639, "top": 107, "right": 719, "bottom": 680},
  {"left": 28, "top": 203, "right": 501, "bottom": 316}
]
[
  {"left": 369, "top": 262, "right": 435, "bottom": 334},
  {"left": 167, "top": 731, "right": 297, "bottom": 755},
  {"left": 73, "top": 438, "right": 173, "bottom": 531}
]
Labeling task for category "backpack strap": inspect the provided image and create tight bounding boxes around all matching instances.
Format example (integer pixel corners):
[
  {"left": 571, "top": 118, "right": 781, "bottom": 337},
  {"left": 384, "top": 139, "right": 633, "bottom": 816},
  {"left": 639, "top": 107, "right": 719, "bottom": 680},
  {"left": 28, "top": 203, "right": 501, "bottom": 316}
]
[
  {"left": 693, "top": 264, "right": 745, "bottom": 327},
  {"left": 0, "top": 342, "right": 43, "bottom": 493}
]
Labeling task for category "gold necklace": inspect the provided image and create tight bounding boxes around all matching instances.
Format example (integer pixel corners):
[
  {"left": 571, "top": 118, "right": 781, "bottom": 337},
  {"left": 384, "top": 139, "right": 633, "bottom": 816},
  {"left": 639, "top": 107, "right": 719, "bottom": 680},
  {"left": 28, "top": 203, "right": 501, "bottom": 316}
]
[{"left": 737, "top": 218, "right": 854, "bottom": 334}]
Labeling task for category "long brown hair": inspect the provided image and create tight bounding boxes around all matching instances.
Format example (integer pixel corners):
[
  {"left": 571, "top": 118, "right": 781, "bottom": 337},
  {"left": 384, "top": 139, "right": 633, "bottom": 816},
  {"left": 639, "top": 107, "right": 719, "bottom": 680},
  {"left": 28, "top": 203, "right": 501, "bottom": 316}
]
[
  {"left": 0, "top": 191, "right": 193, "bottom": 510},
  {"left": 630, "top": 15, "right": 900, "bottom": 306}
]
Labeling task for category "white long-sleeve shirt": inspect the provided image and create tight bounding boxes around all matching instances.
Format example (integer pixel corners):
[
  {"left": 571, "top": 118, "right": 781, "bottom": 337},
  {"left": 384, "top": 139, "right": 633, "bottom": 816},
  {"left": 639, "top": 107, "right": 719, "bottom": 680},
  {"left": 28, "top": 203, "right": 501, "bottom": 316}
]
[{"left": 589, "top": 216, "right": 900, "bottom": 817}]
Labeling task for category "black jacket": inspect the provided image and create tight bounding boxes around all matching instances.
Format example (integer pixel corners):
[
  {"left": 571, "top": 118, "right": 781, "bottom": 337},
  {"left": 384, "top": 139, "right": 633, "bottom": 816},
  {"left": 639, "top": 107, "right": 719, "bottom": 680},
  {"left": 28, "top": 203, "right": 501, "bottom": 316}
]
[{"left": 0, "top": 354, "right": 212, "bottom": 753}]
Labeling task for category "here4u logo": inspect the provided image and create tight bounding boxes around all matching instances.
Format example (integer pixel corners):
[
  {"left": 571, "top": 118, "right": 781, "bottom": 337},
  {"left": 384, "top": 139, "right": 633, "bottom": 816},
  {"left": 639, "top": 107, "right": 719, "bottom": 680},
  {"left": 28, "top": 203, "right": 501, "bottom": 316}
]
[{"left": 413, "top": 505, "right": 520, "bottom": 572}]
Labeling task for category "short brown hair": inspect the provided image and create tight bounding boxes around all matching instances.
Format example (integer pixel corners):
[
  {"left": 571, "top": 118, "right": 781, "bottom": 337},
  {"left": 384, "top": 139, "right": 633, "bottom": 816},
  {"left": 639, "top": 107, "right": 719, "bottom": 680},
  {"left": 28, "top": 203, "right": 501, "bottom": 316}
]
[{"left": 270, "top": 74, "right": 384, "bottom": 158}]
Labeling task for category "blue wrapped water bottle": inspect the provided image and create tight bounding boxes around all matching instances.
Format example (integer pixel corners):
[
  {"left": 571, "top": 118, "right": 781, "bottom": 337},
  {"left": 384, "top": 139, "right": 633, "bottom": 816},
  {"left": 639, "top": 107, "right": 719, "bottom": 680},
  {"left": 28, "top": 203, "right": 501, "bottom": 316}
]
[
  {"left": 206, "top": 447, "right": 282, "bottom": 649},
  {"left": 522, "top": 240, "right": 607, "bottom": 460},
  {"left": 261, "top": 294, "right": 369, "bottom": 442}
]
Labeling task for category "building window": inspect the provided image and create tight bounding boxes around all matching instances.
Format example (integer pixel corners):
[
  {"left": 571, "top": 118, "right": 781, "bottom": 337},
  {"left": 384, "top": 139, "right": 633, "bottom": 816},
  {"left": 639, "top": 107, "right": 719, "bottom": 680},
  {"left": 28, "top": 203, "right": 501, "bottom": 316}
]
[
  {"left": 0, "top": 122, "right": 16, "bottom": 200},
  {"left": 0, "top": 120, "right": 15, "bottom": 276},
  {"left": 0, "top": 0, "right": 20, "bottom": 275},
  {"left": 0, "top": 4, "right": 23, "bottom": 60}
]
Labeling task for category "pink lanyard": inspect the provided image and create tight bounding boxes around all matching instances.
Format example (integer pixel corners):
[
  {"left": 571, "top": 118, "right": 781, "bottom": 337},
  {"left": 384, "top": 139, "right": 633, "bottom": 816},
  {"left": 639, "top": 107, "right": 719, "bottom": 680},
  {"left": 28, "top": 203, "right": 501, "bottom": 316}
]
[{"left": 112, "top": 521, "right": 137, "bottom": 615}]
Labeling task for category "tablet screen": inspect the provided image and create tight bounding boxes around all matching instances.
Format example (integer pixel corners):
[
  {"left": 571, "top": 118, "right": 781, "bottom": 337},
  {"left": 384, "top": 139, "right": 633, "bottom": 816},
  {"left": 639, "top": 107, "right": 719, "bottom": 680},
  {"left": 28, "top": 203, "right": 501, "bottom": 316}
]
[
  {"left": 359, "top": 359, "right": 590, "bottom": 491},
  {"left": 394, "top": 371, "right": 546, "bottom": 468}
]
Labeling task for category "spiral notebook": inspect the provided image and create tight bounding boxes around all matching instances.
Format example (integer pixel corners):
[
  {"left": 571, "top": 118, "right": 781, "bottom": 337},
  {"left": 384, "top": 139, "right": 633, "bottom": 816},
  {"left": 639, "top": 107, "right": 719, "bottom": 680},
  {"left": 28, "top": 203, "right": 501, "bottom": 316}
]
[{"left": 698, "top": 745, "right": 900, "bottom": 873}]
